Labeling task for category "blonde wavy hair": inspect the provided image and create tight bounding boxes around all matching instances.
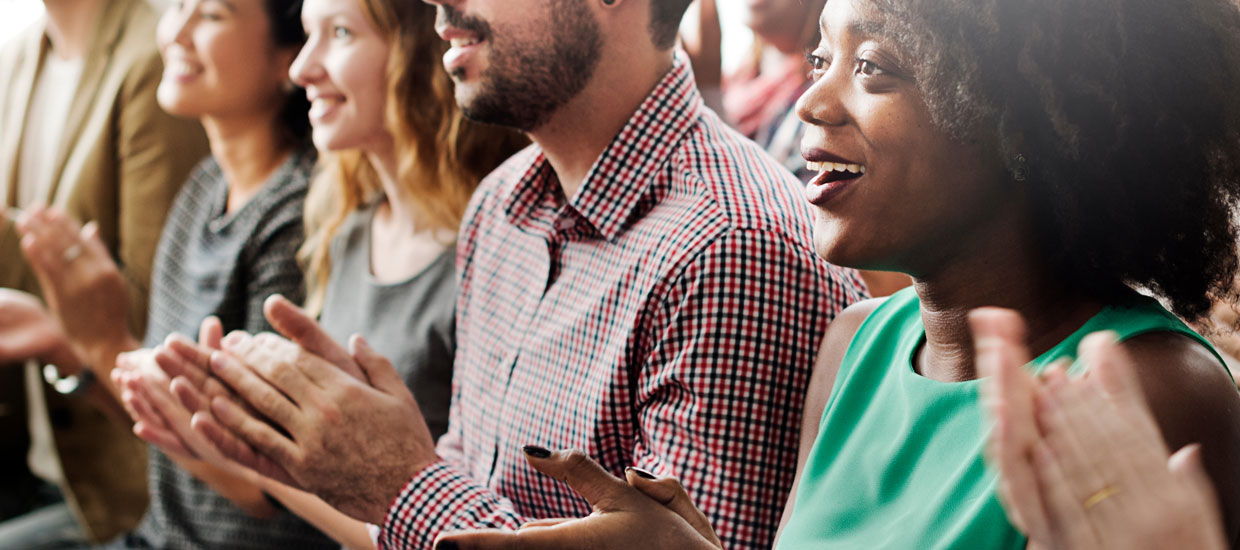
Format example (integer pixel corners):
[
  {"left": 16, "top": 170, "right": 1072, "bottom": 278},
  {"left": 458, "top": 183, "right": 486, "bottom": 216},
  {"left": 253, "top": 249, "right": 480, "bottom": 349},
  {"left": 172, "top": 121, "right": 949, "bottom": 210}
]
[{"left": 300, "top": 0, "right": 527, "bottom": 314}]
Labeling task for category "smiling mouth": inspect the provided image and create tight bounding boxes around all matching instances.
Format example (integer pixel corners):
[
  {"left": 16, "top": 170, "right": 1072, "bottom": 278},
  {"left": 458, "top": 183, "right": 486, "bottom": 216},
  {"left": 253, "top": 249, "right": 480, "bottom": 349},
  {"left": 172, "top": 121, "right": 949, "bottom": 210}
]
[
  {"left": 450, "top": 37, "right": 483, "bottom": 48},
  {"left": 807, "top": 161, "right": 866, "bottom": 184}
]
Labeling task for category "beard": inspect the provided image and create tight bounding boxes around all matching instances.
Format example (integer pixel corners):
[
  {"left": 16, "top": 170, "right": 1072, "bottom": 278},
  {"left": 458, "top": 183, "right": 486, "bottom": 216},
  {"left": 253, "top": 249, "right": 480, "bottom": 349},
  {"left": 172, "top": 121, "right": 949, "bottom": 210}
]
[{"left": 438, "top": 1, "right": 603, "bottom": 132}]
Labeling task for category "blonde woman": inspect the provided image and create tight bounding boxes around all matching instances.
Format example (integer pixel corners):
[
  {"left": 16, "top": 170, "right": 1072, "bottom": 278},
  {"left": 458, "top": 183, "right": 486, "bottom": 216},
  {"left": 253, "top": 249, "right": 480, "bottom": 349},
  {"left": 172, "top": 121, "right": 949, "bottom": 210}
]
[{"left": 113, "top": 0, "right": 524, "bottom": 547}]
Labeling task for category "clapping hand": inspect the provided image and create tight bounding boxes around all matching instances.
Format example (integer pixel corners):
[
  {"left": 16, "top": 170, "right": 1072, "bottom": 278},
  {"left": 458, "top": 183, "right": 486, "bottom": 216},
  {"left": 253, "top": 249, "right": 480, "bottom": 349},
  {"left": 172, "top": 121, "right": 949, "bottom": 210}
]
[
  {"left": 972, "top": 309, "right": 1228, "bottom": 550},
  {"left": 178, "top": 295, "right": 439, "bottom": 524},
  {"left": 435, "top": 448, "right": 721, "bottom": 550},
  {"left": 14, "top": 206, "right": 134, "bottom": 354}
]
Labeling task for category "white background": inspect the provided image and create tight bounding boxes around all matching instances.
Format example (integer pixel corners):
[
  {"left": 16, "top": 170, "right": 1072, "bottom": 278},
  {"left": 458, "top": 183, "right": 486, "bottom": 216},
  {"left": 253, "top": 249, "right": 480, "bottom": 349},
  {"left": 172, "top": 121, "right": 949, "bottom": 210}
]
[
  {"left": 0, "top": 0, "right": 44, "bottom": 48},
  {"left": 0, "top": 1, "right": 753, "bottom": 67}
]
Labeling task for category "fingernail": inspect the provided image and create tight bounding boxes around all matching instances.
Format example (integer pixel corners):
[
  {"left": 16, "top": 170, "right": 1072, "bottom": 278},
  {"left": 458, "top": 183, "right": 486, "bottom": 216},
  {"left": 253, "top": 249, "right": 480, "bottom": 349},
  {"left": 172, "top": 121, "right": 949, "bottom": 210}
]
[
  {"left": 522, "top": 445, "right": 551, "bottom": 459},
  {"left": 627, "top": 466, "right": 657, "bottom": 480},
  {"left": 435, "top": 541, "right": 459, "bottom": 550}
]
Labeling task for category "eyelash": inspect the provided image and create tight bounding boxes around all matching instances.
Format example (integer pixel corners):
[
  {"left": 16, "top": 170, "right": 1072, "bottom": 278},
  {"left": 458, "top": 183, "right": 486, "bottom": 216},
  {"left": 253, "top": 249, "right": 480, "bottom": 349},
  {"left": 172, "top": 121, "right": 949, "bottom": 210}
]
[{"left": 805, "top": 53, "right": 889, "bottom": 80}]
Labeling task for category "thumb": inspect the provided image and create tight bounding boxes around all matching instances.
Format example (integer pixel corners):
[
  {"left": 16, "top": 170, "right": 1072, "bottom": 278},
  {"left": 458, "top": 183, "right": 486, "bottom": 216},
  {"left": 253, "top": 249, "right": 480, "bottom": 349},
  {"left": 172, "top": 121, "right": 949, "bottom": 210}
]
[
  {"left": 522, "top": 447, "right": 633, "bottom": 510},
  {"left": 264, "top": 295, "right": 360, "bottom": 378},
  {"left": 199, "top": 316, "right": 224, "bottom": 350},
  {"left": 348, "top": 335, "right": 405, "bottom": 393},
  {"left": 625, "top": 467, "right": 720, "bottom": 546},
  {"left": 80, "top": 221, "right": 108, "bottom": 257}
]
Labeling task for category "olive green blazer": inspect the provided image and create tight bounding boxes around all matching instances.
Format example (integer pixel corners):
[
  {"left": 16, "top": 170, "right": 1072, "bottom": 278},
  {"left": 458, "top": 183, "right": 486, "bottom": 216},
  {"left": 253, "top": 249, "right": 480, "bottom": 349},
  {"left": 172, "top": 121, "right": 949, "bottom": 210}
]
[{"left": 0, "top": 0, "right": 209, "bottom": 541}]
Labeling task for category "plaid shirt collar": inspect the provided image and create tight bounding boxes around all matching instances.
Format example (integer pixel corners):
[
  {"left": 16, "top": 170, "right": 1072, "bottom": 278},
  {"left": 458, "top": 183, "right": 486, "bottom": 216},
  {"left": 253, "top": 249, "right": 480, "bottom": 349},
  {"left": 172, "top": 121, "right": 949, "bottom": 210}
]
[{"left": 501, "top": 53, "right": 702, "bottom": 242}]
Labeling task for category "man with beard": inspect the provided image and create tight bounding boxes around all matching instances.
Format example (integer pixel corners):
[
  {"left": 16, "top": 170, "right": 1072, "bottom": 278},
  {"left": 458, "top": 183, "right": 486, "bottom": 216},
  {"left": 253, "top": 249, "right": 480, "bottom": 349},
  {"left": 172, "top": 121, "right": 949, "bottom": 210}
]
[{"left": 156, "top": 0, "right": 867, "bottom": 549}]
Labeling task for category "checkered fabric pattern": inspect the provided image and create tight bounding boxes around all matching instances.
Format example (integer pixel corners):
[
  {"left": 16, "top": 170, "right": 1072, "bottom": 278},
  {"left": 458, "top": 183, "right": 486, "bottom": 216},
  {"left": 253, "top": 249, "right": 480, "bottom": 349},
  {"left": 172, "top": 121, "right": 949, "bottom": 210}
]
[{"left": 378, "top": 54, "right": 867, "bottom": 550}]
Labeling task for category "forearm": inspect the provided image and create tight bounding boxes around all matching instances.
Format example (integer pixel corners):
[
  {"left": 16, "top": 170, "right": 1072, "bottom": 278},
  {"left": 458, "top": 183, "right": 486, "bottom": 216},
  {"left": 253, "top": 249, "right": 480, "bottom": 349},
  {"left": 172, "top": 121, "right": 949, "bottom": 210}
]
[{"left": 261, "top": 479, "right": 375, "bottom": 550}]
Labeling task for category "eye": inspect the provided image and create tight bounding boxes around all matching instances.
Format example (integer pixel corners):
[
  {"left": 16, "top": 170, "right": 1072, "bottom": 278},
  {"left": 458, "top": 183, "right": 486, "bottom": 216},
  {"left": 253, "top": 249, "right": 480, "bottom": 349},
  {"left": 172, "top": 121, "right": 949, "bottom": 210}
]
[
  {"left": 856, "top": 58, "right": 888, "bottom": 77},
  {"left": 806, "top": 52, "right": 831, "bottom": 81},
  {"left": 332, "top": 26, "right": 353, "bottom": 39}
]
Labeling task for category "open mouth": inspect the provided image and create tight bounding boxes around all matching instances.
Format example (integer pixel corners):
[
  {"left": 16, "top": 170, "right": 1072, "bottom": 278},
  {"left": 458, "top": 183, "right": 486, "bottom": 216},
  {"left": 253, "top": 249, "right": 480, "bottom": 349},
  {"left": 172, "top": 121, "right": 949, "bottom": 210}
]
[
  {"left": 807, "top": 161, "right": 866, "bottom": 184},
  {"left": 450, "top": 36, "right": 484, "bottom": 48}
]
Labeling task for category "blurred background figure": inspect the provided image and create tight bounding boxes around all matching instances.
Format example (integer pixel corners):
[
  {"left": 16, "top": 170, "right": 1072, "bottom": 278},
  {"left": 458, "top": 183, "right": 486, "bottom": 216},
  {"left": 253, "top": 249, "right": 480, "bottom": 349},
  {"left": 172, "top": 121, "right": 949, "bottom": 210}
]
[
  {"left": 684, "top": 0, "right": 910, "bottom": 297},
  {"left": 0, "top": 0, "right": 207, "bottom": 544}
]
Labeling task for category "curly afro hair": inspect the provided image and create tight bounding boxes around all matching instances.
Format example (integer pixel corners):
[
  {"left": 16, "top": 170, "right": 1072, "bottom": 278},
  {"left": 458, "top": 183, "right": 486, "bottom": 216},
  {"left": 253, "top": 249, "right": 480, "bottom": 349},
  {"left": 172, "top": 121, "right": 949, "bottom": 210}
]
[{"left": 855, "top": 0, "right": 1240, "bottom": 321}]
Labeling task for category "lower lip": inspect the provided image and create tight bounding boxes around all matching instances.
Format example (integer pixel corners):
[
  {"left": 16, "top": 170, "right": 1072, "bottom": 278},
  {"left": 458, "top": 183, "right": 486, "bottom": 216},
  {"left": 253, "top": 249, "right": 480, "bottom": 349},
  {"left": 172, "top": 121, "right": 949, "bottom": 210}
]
[
  {"left": 805, "top": 173, "right": 863, "bottom": 207},
  {"left": 443, "top": 42, "right": 483, "bottom": 74},
  {"left": 168, "top": 70, "right": 199, "bottom": 84}
]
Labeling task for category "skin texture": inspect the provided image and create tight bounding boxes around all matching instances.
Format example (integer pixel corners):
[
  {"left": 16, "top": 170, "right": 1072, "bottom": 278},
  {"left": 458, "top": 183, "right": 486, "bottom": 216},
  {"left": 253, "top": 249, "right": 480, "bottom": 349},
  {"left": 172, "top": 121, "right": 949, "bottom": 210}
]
[
  {"left": 974, "top": 309, "right": 1228, "bottom": 550},
  {"left": 434, "top": 0, "right": 601, "bottom": 131},
  {"left": 291, "top": 0, "right": 391, "bottom": 154},
  {"left": 156, "top": 0, "right": 290, "bottom": 124},
  {"left": 155, "top": 296, "right": 440, "bottom": 525}
]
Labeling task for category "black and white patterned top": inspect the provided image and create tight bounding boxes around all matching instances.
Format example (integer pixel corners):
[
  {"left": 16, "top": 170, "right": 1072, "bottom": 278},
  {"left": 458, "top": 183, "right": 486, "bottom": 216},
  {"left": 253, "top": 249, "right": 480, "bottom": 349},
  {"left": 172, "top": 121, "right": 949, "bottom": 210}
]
[{"left": 123, "top": 147, "right": 338, "bottom": 550}]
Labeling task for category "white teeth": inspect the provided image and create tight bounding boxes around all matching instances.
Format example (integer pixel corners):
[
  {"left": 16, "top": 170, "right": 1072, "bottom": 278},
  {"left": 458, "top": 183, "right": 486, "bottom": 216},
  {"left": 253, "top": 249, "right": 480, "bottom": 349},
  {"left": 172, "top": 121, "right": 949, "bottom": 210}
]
[
  {"left": 450, "top": 37, "right": 481, "bottom": 48},
  {"left": 806, "top": 161, "right": 866, "bottom": 174},
  {"left": 168, "top": 60, "right": 198, "bottom": 77}
]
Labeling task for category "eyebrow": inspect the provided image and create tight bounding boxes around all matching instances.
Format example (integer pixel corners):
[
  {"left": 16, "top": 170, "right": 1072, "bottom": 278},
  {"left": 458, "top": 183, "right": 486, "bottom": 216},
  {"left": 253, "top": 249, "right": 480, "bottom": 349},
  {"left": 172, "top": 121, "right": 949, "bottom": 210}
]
[
  {"left": 818, "top": 14, "right": 888, "bottom": 41},
  {"left": 203, "top": 0, "right": 237, "bottom": 12}
]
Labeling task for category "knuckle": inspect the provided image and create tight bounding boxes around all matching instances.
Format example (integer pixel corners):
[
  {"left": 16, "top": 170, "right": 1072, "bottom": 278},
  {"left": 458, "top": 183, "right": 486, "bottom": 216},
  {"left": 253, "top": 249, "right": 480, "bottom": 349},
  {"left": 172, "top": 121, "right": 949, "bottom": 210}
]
[{"left": 563, "top": 449, "right": 591, "bottom": 470}]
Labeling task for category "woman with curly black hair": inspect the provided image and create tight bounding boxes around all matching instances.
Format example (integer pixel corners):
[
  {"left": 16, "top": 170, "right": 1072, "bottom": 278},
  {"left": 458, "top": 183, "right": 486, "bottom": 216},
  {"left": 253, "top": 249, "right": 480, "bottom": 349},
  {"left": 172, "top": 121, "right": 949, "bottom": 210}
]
[{"left": 431, "top": 0, "right": 1240, "bottom": 548}]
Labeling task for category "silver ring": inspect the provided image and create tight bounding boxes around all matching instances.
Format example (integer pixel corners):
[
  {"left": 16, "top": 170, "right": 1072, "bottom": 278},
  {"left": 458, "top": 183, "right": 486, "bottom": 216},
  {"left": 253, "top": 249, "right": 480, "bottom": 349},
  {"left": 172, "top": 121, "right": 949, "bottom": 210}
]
[{"left": 62, "top": 244, "right": 82, "bottom": 263}]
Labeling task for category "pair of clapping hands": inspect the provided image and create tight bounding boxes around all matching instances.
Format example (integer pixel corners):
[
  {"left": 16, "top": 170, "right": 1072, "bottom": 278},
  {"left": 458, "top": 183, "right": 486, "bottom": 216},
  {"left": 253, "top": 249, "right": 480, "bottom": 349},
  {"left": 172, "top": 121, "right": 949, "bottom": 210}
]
[
  {"left": 113, "top": 295, "right": 440, "bottom": 524},
  {"left": 430, "top": 310, "right": 1228, "bottom": 550}
]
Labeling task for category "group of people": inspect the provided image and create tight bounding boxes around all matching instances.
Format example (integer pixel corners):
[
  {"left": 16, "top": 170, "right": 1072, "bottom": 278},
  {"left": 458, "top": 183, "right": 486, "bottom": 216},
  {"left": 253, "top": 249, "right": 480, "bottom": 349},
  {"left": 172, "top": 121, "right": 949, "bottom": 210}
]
[{"left": 0, "top": 0, "right": 1237, "bottom": 549}]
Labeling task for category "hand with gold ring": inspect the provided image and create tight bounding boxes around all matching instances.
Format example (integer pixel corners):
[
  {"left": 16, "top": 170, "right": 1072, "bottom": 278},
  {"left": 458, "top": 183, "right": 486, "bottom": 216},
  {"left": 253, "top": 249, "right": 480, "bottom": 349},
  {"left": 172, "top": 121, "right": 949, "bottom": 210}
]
[
  {"left": 973, "top": 310, "right": 1227, "bottom": 550},
  {"left": 14, "top": 206, "right": 136, "bottom": 370}
]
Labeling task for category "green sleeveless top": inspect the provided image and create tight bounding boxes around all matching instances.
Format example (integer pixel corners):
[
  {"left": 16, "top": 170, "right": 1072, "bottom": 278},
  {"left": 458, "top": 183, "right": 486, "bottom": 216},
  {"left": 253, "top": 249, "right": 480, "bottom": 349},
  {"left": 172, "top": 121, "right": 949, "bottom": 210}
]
[{"left": 776, "top": 288, "right": 1224, "bottom": 550}]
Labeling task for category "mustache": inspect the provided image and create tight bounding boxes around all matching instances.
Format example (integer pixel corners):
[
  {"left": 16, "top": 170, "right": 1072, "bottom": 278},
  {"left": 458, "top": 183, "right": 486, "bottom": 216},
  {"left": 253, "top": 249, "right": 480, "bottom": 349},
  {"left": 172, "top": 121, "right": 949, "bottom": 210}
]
[{"left": 436, "top": 5, "right": 493, "bottom": 40}]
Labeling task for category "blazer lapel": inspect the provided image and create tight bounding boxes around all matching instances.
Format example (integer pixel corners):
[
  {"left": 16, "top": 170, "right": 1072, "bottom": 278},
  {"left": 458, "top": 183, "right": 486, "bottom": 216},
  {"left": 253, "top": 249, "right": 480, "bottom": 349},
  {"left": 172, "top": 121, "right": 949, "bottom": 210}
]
[
  {"left": 1, "top": 26, "right": 48, "bottom": 208},
  {"left": 44, "top": 0, "right": 138, "bottom": 203}
]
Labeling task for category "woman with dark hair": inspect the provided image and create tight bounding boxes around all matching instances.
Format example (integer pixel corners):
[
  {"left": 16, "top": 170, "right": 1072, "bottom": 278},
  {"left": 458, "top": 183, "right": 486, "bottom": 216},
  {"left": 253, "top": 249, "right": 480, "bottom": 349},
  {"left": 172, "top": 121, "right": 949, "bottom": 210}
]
[
  {"left": 109, "top": 0, "right": 524, "bottom": 547},
  {"left": 433, "top": 0, "right": 1240, "bottom": 547},
  {"left": 1, "top": 0, "right": 342, "bottom": 547}
]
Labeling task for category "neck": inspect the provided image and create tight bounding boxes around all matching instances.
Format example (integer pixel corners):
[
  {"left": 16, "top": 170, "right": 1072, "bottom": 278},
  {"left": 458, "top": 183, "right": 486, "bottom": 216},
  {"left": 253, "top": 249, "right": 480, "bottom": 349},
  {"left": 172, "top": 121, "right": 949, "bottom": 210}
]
[
  {"left": 202, "top": 113, "right": 288, "bottom": 210},
  {"left": 529, "top": 47, "right": 674, "bottom": 200},
  {"left": 910, "top": 200, "right": 1102, "bottom": 382},
  {"left": 43, "top": 0, "right": 104, "bottom": 60},
  {"left": 368, "top": 146, "right": 422, "bottom": 233}
]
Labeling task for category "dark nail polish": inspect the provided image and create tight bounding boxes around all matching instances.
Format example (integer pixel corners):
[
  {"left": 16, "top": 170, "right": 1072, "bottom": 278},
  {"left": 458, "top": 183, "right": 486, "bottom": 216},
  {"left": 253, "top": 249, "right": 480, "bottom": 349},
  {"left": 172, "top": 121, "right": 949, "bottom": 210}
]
[
  {"left": 435, "top": 541, "right": 459, "bottom": 550},
  {"left": 522, "top": 445, "right": 552, "bottom": 458},
  {"left": 628, "top": 466, "right": 657, "bottom": 480}
]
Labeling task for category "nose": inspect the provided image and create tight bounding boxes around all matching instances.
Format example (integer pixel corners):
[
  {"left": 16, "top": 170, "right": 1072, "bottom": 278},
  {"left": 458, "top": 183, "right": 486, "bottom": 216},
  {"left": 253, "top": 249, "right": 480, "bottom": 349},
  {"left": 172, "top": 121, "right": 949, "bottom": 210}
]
[
  {"left": 289, "top": 35, "right": 325, "bottom": 88},
  {"left": 796, "top": 68, "right": 851, "bottom": 129},
  {"left": 156, "top": 5, "right": 194, "bottom": 53}
]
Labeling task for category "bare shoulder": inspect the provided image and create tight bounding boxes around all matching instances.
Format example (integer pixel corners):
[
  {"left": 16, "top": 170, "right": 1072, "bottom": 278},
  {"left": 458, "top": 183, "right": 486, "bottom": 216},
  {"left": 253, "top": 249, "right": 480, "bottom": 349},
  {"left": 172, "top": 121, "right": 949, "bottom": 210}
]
[
  {"left": 1119, "top": 332, "right": 1240, "bottom": 544},
  {"left": 804, "top": 298, "right": 889, "bottom": 422}
]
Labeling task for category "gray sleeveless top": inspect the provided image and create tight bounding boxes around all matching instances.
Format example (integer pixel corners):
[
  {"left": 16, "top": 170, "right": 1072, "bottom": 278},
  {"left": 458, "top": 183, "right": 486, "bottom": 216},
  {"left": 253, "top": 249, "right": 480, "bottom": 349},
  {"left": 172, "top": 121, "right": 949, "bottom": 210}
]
[{"left": 318, "top": 203, "right": 456, "bottom": 440}]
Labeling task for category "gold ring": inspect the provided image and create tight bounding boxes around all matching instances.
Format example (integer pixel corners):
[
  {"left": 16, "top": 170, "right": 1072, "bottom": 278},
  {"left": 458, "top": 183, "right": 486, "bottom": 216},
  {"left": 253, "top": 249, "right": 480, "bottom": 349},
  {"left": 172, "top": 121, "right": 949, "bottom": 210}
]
[{"left": 1083, "top": 485, "right": 1121, "bottom": 510}]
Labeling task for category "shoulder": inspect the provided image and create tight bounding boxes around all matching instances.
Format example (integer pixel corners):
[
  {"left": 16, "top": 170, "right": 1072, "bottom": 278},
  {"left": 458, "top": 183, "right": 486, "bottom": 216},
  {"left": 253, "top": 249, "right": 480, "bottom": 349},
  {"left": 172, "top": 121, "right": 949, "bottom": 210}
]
[
  {"left": 803, "top": 298, "right": 889, "bottom": 428},
  {"left": 1119, "top": 331, "right": 1238, "bottom": 442},
  {"left": 673, "top": 109, "right": 816, "bottom": 243},
  {"left": 1119, "top": 331, "right": 1240, "bottom": 540},
  {"left": 112, "top": 1, "right": 166, "bottom": 89}
]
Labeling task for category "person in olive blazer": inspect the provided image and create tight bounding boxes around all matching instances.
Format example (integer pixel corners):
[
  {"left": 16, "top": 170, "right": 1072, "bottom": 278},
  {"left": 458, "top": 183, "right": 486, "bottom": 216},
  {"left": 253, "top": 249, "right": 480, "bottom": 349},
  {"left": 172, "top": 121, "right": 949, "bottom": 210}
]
[{"left": 0, "top": 0, "right": 209, "bottom": 542}]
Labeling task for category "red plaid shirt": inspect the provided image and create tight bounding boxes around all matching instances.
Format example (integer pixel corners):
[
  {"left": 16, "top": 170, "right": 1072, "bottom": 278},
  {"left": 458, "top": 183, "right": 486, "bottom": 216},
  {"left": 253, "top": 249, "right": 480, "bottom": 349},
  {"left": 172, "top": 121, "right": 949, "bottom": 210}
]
[{"left": 379, "top": 54, "right": 867, "bottom": 550}]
